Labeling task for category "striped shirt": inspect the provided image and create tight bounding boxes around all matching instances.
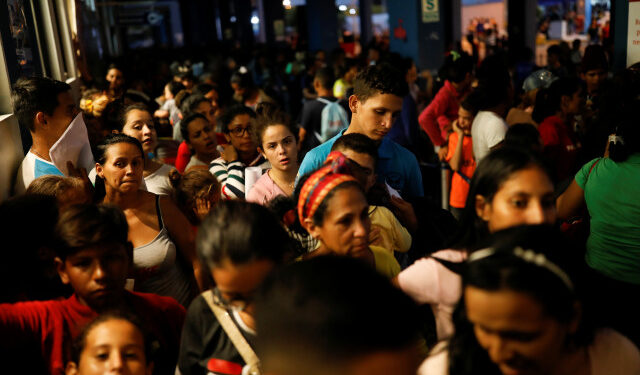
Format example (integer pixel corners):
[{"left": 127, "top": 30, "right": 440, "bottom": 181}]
[{"left": 209, "top": 155, "right": 270, "bottom": 199}]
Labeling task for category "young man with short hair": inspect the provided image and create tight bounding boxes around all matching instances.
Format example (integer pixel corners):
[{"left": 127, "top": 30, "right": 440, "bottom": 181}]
[
  {"left": 298, "top": 63, "right": 424, "bottom": 199},
  {"left": 12, "top": 77, "right": 79, "bottom": 194}
]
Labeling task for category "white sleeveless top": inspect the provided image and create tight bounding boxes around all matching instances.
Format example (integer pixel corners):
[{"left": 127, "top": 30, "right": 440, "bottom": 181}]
[{"left": 133, "top": 195, "right": 196, "bottom": 306}]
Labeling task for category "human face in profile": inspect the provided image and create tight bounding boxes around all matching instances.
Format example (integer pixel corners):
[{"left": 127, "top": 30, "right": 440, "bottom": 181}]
[{"left": 349, "top": 93, "right": 403, "bottom": 142}]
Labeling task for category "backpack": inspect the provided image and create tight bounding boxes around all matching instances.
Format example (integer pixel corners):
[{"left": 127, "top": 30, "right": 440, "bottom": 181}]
[{"left": 314, "top": 98, "right": 349, "bottom": 143}]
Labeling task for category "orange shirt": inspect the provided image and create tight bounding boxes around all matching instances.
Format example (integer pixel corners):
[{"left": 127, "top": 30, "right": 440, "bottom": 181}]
[{"left": 446, "top": 132, "right": 476, "bottom": 208}]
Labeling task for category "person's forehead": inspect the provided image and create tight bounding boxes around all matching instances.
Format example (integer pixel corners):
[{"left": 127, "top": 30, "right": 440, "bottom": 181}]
[
  {"left": 189, "top": 118, "right": 209, "bottom": 131},
  {"left": 68, "top": 243, "right": 126, "bottom": 259},
  {"left": 230, "top": 113, "right": 251, "bottom": 126},
  {"left": 361, "top": 93, "right": 402, "bottom": 108}
]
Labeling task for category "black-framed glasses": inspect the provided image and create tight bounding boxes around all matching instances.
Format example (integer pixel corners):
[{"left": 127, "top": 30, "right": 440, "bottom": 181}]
[
  {"left": 212, "top": 287, "right": 254, "bottom": 312},
  {"left": 229, "top": 126, "right": 252, "bottom": 137}
]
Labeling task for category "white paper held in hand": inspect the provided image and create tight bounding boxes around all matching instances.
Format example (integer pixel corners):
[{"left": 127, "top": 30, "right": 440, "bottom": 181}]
[{"left": 49, "top": 113, "right": 95, "bottom": 175}]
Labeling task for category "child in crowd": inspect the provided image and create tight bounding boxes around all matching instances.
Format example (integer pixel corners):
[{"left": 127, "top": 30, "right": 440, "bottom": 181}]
[
  {"left": 0, "top": 204, "right": 185, "bottom": 375},
  {"left": 169, "top": 168, "right": 221, "bottom": 226},
  {"left": 209, "top": 105, "right": 269, "bottom": 200},
  {"left": 65, "top": 312, "right": 155, "bottom": 375},
  {"left": 418, "top": 52, "right": 474, "bottom": 160},
  {"left": 247, "top": 104, "right": 299, "bottom": 204},
  {"left": 446, "top": 95, "right": 478, "bottom": 219}
]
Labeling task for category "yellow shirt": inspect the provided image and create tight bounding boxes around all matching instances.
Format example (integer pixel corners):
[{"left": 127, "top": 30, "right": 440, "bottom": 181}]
[
  {"left": 371, "top": 245, "right": 401, "bottom": 279},
  {"left": 369, "top": 206, "right": 412, "bottom": 253}
]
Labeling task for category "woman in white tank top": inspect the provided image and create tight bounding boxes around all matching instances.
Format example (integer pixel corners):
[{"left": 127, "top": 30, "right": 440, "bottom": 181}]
[{"left": 96, "top": 133, "right": 205, "bottom": 306}]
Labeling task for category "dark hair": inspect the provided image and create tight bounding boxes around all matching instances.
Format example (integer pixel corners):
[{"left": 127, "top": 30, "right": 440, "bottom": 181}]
[
  {"left": 503, "top": 123, "right": 542, "bottom": 153},
  {"left": 294, "top": 170, "right": 363, "bottom": 227},
  {"left": 352, "top": 63, "right": 408, "bottom": 102},
  {"left": 532, "top": 77, "right": 583, "bottom": 123},
  {"left": 448, "top": 225, "right": 594, "bottom": 375},
  {"left": 255, "top": 256, "right": 421, "bottom": 375},
  {"left": 180, "top": 94, "right": 210, "bottom": 117},
  {"left": 253, "top": 103, "right": 297, "bottom": 146},
  {"left": 118, "top": 103, "right": 151, "bottom": 131},
  {"left": 330, "top": 133, "right": 379, "bottom": 166},
  {"left": 192, "top": 83, "right": 216, "bottom": 97},
  {"left": 180, "top": 112, "right": 209, "bottom": 143},
  {"left": 196, "top": 200, "right": 296, "bottom": 267},
  {"left": 53, "top": 204, "right": 129, "bottom": 260},
  {"left": 580, "top": 44, "right": 608, "bottom": 73},
  {"left": 169, "top": 168, "right": 220, "bottom": 225},
  {"left": 336, "top": 58, "right": 358, "bottom": 79},
  {"left": 441, "top": 52, "right": 474, "bottom": 83},
  {"left": 453, "top": 148, "right": 552, "bottom": 249},
  {"left": 166, "top": 81, "right": 185, "bottom": 97},
  {"left": 230, "top": 68, "right": 255, "bottom": 89},
  {"left": 314, "top": 67, "right": 335, "bottom": 91},
  {"left": 218, "top": 104, "right": 256, "bottom": 133},
  {"left": 475, "top": 55, "right": 511, "bottom": 109},
  {"left": 460, "top": 89, "right": 482, "bottom": 116},
  {"left": 609, "top": 110, "right": 640, "bottom": 162},
  {"left": 26, "top": 175, "right": 85, "bottom": 202},
  {"left": 71, "top": 312, "right": 153, "bottom": 365},
  {"left": 11, "top": 76, "right": 71, "bottom": 132},
  {"left": 547, "top": 44, "right": 562, "bottom": 58},
  {"left": 96, "top": 133, "right": 145, "bottom": 165}
]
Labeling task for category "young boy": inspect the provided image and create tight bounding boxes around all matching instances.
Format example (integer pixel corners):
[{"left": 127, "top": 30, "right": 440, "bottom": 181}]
[
  {"left": 331, "top": 133, "right": 414, "bottom": 254},
  {"left": 446, "top": 96, "right": 477, "bottom": 219},
  {"left": 0, "top": 204, "right": 186, "bottom": 375},
  {"left": 298, "top": 63, "right": 423, "bottom": 199}
]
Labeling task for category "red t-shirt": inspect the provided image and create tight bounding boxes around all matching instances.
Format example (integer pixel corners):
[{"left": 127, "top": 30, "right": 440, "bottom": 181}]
[
  {"left": 0, "top": 291, "right": 186, "bottom": 375},
  {"left": 446, "top": 132, "right": 476, "bottom": 208},
  {"left": 418, "top": 80, "right": 462, "bottom": 146},
  {"left": 538, "top": 115, "right": 579, "bottom": 181}
]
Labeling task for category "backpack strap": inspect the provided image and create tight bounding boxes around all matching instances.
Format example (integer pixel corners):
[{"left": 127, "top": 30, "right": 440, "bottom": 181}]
[{"left": 201, "top": 290, "right": 262, "bottom": 374}]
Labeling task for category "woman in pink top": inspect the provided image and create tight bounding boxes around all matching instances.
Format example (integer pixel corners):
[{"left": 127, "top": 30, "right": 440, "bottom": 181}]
[
  {"left": 395, "top": 147, "right": 557, "bottom": 342},
  {"left": 246, "top": 104, "right": 299, "bottom": 205}
]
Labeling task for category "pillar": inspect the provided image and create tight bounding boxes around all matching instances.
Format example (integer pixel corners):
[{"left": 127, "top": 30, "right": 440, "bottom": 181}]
[
  {"left": 305, "top": 1, "right": 339, "bottom": 52},
  {"left": 360, "top": 0, "right": 374, "bottom": 46},
  {"left": 388, "top": 0, "right": 448, "bottom": 71}
]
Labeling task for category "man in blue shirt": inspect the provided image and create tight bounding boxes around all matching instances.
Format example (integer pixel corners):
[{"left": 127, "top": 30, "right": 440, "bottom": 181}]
[{"left": 298, "top": 63, "right": 424, "bottom": 198}]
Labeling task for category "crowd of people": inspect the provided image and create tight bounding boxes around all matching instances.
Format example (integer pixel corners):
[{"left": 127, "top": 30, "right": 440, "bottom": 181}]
[{"left": 1, "top": 29, "right": 640, "bottom": 375}]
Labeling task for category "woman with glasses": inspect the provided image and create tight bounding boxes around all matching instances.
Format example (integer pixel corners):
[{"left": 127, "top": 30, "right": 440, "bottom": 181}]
[
  {"left": 178, "top": 200, "right": 296, "bottom": 375},
  {"left": 246, "top": 104, "right": 300, "bottom": 205},
  {"left": 209, "top": 105, "right": 270, "bottom": 200}
]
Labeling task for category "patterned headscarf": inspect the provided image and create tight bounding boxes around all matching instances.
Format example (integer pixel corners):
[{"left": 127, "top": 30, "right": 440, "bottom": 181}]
[{"left": 297, "top": 151, "right": 358, "bottom": 224}]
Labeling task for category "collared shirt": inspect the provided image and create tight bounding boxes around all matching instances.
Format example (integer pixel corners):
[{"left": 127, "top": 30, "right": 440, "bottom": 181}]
[
  {"left": 14, "top": 152, "right": 63, "bottom": 195},
  {"left": 297, "top": 130, "right": 424, "bottom": 198}
]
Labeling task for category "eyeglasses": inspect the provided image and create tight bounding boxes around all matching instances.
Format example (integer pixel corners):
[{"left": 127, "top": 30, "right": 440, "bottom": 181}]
[
  {"left": 229, "top": 126, "right": 252, "bottom": 137},
  {"left": 212, "top": 287, "right": 254, "bottom": 312}
]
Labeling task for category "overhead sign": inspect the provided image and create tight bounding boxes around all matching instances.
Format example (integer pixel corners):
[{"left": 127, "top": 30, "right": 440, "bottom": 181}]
[
  {"left": 628, "top": 0, "right": 640, "bottom": 67},
  {"left": 422, "top": 0, "right": 439, "bottom": 23}
]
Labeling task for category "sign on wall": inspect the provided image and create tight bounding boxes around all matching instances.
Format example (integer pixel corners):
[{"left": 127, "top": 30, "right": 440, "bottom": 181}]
[
  {"left": 628, "top": 0, "right": 640, "bottom": 67},
  {"left": 422, "top": 0, "right": 440, "bottom": 23}
]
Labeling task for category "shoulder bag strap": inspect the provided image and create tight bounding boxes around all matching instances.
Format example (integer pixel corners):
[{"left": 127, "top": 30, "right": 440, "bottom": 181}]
[{"left": 202, "top": 290, "right": 262, "bottom": 374}]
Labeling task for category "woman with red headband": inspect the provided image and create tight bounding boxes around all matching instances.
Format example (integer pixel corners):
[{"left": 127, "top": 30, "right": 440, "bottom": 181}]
[{"left": 296, "top": 151, "right": 401, "bottom": 278}]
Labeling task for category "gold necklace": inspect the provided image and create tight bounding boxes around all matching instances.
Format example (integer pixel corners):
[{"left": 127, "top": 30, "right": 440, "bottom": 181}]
[{"left": 30, "top": 148, "right": 50, "bottom": 160}]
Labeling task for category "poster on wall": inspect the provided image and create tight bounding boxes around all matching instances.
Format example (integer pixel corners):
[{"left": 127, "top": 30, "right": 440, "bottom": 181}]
[
  {"left": 422, "top": 0, "right": 440, "bottom": 23},
  {"left": 628, "top": 0, "right": 640, "bottom": 67}
]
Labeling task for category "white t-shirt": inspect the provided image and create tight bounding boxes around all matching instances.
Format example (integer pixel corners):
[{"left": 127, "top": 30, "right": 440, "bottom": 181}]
[
  {"left": 14, "top": 152, "right": 64, "bottom": 195},
  {"left": 418, "top": 329, "right": 640, "bottom": 375},
  {"left": 144, "top": 164, "right": 173, "bottom": 195},
  {"left": 471, "top": 111, "right": 508, "bottom": 162}
]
